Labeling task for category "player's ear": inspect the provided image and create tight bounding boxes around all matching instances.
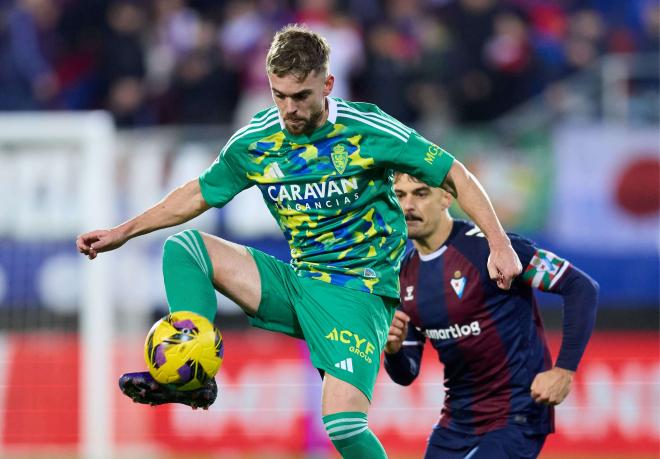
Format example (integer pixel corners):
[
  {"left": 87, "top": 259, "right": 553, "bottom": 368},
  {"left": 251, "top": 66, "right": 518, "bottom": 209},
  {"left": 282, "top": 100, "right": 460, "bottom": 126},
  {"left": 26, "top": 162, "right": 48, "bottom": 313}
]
[
  {"left": 323, "top": 73, "right": 334, "bottom": 96},
  {"left": 440, "top": 189, "right": 453, "bottom": 210}
]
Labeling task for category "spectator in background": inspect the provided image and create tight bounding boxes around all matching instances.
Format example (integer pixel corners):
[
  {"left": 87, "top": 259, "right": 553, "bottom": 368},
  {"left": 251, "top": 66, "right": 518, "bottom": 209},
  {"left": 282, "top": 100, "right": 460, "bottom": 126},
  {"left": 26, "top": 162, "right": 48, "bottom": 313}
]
[
  {"left": 526, "top": 1, "right": 568, "bottom": 85},
  {"left": 484, "top": 8, "right": 540, "bottom": 114},
  {"left": 341, "top": 0, "right": 381, "bottom": 29},
  {"left": 357, "top": 23, "right": 420, "bottom": 124},
  {"left": 166, "top": 19, "right": 240, "bottom": 124},
  {"left": 538, "top": 7, "right": 607, "bottom": 120},
  {"left": 99, "top": 1, "right": 146, "bottom": 91},
  {"left": 0, "top": 0, "right": 59, "bottom": 110},
  {"left": 562, "top": 8, "right": 605, "bottom": 76},
  {"left": 53, "top": 0, "right": 107, "bottom": 110},
  {"left": 147, "top": 0, "right": 202, "bottom": 92},
  {"left": 355, "top": 0, "right": 426, "bottom": 124},
  {"left": 220, "top": 0, "right": 287, "bottom": 127},
  {"left": 107, "top": 76, "right": 155, "bottom": 127},
  {"left": 440, "top": 0, "right": 501, "bottom": 122},
  {"left": 99, "top": 1, "right": 154, "bottom": 126},
  {"left": 637, "top": 1, "right": 659, "bottom": 53},
  {"left": 407, "top": 16, "right": 453, "bottom": 132},
  {"left": 629, "top": 1, "right": 660, "bottom": 123}
]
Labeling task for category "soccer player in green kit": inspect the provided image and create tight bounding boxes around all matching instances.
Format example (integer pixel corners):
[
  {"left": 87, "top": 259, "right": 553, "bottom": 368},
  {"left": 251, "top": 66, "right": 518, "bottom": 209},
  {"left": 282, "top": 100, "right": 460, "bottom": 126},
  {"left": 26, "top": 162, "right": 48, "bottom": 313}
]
[{"left": 77, "top": 25, "right": 522, "bottom": 458}]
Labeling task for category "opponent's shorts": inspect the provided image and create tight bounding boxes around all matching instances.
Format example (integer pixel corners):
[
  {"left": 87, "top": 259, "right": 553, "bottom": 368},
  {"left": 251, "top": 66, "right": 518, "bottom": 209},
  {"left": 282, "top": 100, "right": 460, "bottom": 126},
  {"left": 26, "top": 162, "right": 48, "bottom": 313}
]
[
  {"left": 247, "top": 247, "right": 397, "bottom": 401},
  {"left": 425, "top": 426, "right": 547, "bottom": 459}
]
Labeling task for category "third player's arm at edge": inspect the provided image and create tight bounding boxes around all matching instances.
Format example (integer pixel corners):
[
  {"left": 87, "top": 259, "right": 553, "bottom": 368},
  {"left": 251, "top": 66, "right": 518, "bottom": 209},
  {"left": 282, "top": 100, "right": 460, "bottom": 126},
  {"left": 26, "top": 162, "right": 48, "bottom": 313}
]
[
  {"left": 441, "top": 160, "right": 522, "bottom": 289},
  {"left": 77, "top": 178, "right": 210, "bottom": 259}
]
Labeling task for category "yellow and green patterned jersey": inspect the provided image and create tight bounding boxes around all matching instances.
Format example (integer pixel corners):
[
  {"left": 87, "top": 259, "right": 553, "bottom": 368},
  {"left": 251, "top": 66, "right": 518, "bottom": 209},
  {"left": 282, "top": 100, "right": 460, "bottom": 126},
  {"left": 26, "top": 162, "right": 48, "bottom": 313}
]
[{"left": 199, "top": 97, "right": 454, "bottom": 298}]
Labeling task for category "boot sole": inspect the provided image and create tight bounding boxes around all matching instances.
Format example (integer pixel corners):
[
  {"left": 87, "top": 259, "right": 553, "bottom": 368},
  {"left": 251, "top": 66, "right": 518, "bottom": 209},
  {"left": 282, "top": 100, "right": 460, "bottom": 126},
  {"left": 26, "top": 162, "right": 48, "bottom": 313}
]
[{"left": 118, "top": 374, "right": 217, "bottom": 410}]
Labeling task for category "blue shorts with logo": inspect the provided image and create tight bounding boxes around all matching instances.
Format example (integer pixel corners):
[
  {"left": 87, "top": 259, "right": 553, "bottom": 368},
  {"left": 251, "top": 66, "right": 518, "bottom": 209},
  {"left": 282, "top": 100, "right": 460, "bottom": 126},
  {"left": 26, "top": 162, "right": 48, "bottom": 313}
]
[{"left": 424, "top": 426, "right": 547, "bottom": 459}]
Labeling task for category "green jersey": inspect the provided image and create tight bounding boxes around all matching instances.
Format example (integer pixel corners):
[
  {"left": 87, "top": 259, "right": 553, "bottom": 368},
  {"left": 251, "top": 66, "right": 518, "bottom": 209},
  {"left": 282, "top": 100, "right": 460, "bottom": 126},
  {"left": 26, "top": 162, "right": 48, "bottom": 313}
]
[{"left": 199, "top": 97, "right": 454, "bottom": 298}]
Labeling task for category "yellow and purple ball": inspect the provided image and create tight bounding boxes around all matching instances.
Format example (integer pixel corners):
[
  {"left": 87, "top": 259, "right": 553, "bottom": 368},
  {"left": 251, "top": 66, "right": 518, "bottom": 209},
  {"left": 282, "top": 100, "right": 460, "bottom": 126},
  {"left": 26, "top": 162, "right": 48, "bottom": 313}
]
[{"left": 144, "top": 311, "right": 223, "bottom": 391}]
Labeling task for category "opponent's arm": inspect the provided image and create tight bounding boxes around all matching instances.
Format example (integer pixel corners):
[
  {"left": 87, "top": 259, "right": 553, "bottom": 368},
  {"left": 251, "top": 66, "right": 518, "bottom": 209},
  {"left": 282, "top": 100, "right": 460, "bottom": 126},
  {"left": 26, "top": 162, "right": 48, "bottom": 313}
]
[
  {"left": 441, "top": 160, "right": 522, "bottom": 289},
  {"left": 384, "top": 310, "right": 425, "bottom": 386},
  {"left": 529, "top": 263, "right": 599, "bottom": 405},
  {"left": 77, "top": 178, "right": 209, "bottom": 259}
]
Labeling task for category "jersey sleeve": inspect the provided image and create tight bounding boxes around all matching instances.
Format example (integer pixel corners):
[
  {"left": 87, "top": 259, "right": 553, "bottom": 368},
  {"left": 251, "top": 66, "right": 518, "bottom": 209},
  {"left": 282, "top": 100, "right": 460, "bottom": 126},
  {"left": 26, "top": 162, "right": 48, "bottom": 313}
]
[
  {"left": 513, "top": 234, "right": 598, "bottom": 371},
  {"left": 400, "top": 131, "right": 455, "bottom": 186},
  {"left": 379, "top": 130, "right": 455, "bottom": 187},
  {"left": 512, "top": 234, "right": 571, "bottom": 292},
  {"left": 198, "top": 142, "right": 252, "bottom": 208},
  {"left": 365, "top": 104, "right": 455, "bottom": 187}
]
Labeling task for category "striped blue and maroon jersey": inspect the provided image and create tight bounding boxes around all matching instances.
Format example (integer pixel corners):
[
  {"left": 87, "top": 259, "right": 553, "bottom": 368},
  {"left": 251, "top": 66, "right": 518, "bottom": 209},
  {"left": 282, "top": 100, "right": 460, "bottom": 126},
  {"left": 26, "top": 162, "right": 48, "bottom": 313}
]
[{"left": 393, "top": 220, "right": 572, "bottom": 436}]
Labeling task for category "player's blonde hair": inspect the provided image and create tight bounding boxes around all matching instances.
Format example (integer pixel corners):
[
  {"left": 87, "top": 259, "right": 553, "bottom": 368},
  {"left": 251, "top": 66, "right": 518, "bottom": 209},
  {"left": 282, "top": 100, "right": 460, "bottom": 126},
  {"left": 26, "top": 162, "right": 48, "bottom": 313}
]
[{"left": 266, "top": 24, "right": 330, "bottom": 82}]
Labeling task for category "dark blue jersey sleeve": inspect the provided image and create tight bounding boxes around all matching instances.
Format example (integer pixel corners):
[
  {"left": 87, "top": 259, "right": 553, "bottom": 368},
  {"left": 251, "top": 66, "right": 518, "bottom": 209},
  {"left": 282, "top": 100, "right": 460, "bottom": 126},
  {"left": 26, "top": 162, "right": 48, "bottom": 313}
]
[
  {"left": 512, "top": 236, "right": 599, "bottom": 372},
  {"left": 550, "top": 265, "right": 599, "bottom": 371},
  {"left": 384, "top": 322, "right": 426, "bottom": 386}
]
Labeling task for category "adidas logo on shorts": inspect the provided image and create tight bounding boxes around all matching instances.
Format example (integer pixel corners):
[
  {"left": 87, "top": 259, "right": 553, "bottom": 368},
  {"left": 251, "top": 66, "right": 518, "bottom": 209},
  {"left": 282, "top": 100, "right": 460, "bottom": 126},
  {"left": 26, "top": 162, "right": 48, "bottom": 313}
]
[{"left": 334, "top": 358, "right": 354, "bottom": 373}]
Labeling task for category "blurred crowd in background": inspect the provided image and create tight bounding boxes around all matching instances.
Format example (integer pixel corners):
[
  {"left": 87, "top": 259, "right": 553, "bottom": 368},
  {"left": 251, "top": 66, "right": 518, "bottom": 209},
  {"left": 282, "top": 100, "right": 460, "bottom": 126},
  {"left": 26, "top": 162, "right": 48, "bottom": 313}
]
[{"left": 1, "top": 0, "right": 658, "bottom": 127}]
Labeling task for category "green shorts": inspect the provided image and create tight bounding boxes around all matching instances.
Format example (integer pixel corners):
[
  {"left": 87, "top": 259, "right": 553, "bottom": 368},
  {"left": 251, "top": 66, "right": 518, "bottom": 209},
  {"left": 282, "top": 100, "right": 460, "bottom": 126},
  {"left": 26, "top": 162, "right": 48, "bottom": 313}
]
[{"left": 246, "top": 247, "right": 397, "bottom": 401}]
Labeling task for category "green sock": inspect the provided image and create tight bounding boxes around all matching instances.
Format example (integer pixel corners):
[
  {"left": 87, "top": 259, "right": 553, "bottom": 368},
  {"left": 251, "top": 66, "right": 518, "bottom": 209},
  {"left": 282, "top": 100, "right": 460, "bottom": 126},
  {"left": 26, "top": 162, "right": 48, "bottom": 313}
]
[
  {"left": 323, "top": 412, "right": 387, "bottom": 459},
  {"left": 162, "top": 229, "right": 217, "bottom": 323}
]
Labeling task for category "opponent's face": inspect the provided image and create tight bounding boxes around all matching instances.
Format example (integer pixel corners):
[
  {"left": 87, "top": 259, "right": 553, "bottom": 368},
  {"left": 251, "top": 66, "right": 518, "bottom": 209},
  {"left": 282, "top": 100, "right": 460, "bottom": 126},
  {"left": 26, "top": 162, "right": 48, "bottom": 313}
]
[
  {"left": 268, "top": 70, "right": 334, "bottom": 136},
  {"left": 395, "top": 174, "right": 452, "bottom": 240}
]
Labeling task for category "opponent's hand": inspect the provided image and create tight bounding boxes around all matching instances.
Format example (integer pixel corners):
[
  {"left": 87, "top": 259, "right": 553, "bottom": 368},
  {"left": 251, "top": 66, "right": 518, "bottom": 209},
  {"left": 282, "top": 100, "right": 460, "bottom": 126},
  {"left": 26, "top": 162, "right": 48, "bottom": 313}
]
[
  {"left": 487, "top": 243, "right": 522, "bottom": 290},
  {"left": 530, "top": 367, "right": 575, "bottom": 405},
  {"left": 76, "top": 228, "right": 128, "bottom": 260},
  {"left": 385, "top": 310, "right": 410, "bottom": 355}
]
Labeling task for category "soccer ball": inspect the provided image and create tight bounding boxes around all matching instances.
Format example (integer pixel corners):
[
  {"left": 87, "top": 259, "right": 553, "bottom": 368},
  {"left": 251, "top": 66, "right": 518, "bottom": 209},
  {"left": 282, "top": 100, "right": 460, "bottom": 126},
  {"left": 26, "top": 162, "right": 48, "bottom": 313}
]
[{"left": 144, "top": 311, "right": 224, "bottom": 391}]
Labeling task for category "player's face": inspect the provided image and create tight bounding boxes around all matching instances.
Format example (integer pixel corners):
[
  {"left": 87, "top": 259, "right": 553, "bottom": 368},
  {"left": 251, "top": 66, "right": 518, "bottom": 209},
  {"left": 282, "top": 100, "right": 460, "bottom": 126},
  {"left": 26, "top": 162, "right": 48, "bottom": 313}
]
[
  {"left": 395, "top": 174, "right": 452, "bottom": 240},
  {"left": 268, "top": 70, "right": 335, "bottom": 136}
]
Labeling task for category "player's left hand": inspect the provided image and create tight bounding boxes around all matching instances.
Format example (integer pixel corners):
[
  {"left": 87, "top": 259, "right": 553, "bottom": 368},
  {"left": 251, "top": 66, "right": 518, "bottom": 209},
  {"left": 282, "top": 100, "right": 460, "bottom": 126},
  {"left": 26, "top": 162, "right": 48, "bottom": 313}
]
[
  {"left": 530, "top": 367, "right": 575, "bottom": 405},
  {"left": 385, "top": 310, "right": 410, "bottom": 355},
  {"left": 487, "top": 243, "right": 522, "bottom": 290}
]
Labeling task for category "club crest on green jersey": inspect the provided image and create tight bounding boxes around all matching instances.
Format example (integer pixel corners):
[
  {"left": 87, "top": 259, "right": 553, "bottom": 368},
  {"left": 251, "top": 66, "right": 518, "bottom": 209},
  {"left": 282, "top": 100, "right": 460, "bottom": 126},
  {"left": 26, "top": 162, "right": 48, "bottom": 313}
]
[
  {"left": 363, "top": 268, "right": 377, "bottom": 278},
  {"left": 331, "top": 144, "right": 348, "bottom": 174}
]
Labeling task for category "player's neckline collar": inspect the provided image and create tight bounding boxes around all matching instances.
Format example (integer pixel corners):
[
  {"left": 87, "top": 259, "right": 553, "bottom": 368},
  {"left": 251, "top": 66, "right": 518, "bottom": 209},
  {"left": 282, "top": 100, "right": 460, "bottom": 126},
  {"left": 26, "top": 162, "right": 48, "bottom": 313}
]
[
  {"left": 418, "top": 245, "right": 448, "bottom": 262},
  {"left": 279, "top": 97, "right": 337, "bottom": 142},
  {"left": 327, "top": 96, "right": 338, "bottom": 123}
]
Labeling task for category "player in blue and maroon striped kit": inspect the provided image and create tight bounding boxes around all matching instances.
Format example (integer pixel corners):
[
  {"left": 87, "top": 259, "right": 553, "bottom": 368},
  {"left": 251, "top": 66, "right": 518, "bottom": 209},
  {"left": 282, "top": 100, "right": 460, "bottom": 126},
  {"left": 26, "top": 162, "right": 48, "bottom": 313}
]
[{"left": 384, "top": 174, "right": 599, "bottom": 459}]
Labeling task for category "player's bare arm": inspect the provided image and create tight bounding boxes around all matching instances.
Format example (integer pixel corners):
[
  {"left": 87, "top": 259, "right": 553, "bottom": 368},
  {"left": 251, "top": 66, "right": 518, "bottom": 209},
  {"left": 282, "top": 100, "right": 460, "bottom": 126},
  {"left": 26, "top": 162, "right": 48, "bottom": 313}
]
[
  {"left": 530, "top": 367, "right": 575, "bottom": 405},
  {"left": 76, "top": 178, "right": 210, "bottom": 259},
  {"left": 385, "top": 310, "right": 410, "bottom": 355},
  {"left": 441, "top": 160, "right": 522, "bottom": 289}
]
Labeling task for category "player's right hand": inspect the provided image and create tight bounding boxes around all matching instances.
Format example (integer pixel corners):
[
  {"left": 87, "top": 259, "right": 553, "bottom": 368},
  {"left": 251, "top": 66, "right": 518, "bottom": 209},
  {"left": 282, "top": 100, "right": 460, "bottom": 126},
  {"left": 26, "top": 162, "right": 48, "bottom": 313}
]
[
  {"left": 76, "top": 228, "right": 128, "bottom": 260},
  {"left": 385, "top": 310, "right": 410, "bottom": 355}
]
